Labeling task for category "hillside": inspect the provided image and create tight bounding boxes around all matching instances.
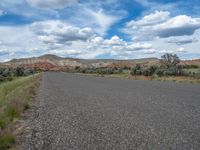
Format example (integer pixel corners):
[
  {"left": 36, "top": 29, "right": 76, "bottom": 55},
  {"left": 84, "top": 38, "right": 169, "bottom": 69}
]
[
  {"left": 2, "top": 54, "right": 200, "bottom": 71},
  {"left": 2, "top": 54, "right": 160, "bottom": 71},
  {"left": 179, "top": 59, "right": 200, "bottom": 66}
]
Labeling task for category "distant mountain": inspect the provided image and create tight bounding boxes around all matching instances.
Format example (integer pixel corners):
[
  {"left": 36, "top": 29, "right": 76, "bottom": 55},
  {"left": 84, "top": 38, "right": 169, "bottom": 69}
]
[
  {"left": 2, "top": 54, "right": 159, "bottom": 71},
  {"left": 2, "top": 54, "right": 200, "bottom": 71}
]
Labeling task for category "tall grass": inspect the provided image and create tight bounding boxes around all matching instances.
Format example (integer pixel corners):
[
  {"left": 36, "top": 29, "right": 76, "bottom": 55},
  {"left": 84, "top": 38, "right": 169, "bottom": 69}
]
[{"left": 0, "top": 74, "right": 40, "bottom": 150}]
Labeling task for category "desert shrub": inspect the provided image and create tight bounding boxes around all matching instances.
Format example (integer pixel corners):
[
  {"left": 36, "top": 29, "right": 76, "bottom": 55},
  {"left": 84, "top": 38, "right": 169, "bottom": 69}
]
[
  {"left": 0, "top": 67, "right": 36, "bottom": 83},
  {"left": 23, "top": 69, "right": 35, "bottom": 76},
  {"left": 142, "top": 65, "right": 158, "bottom": 76},
  {"left": 15, "top": 67, "right": 24, "bottom": 76},
  {"left": 175, "top": 65, "right": 184, "bottom": 76},
  {"left": 155, "top": 68, "right": 164, "bottom": 77},
  {"left": 74, "top": 66, "right": 81, "bottom": 72},
  {"left": 130, "top": 64, "right": 142, "bottom": 75},
  {"left": 130, "top": 54, "right": 184, "bottom": 77},
  {"left": 114, "top": 68, "right": 123, "bottom": 74},
  {"left": 0, "top": 68, "right": 5, "bottom": 75},
  {"left": 75, "top": 67, "right": 124, "bottom": 75},
  {"left": 123, "top": 66, "right": 131, "bottom": 70},
  {"left": 79, "top": 68, "right": 86, "bottom": 73},
  {"left": 2, "top": 68, "right": 11, "bottom": 77},
  {"left": 183, "top": 65, "right": 199, "bottom": 69},
  {"left": 160, "top": 65, "right": 183, "bottom": 76}
]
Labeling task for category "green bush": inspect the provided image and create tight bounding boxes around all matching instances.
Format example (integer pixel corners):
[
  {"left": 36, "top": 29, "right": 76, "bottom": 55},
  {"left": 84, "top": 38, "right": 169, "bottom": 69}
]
[
  {"left": 130, "top": 54, "right": 186, "bottom": 77},
  {"left": 74, "top": 67, "right": 124, "bottom": 75},
  {"left": 2, "top": 68, "right": 11, "bottom": 77},
  {"left": 183, "top": 65, "right": 199, "bottom": 69},
  {"left": 142, "top": 66, "right": 158, "bottom": 76},
  {"left": 130, "top": 64, "right": 184, "bottom": 77},
  {"left": 130, "top": 64, "right": 142, "bottom": 76},
  {"left": 23, "top": 69, "right": 35, "bottom": 76},
  {"left": 0, "top": 67, "right": 36, "bottom": 83}
]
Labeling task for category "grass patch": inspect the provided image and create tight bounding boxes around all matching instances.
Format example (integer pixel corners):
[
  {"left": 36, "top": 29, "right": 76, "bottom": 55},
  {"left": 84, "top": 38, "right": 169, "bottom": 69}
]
[
  {"left": 0, "top": 74, "right": 40, "bottom": 149},
  {"left": 0, "top": 134, "right": 15, "bottom": 150},
  {"left": 77, "top": 72, "right": 200, "bottom": 84}
]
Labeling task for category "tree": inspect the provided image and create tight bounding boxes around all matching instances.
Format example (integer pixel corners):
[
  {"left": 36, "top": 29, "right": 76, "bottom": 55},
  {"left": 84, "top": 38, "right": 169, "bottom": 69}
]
[{"left": 161, "top": 53, "right": 180, "bottom": 67}]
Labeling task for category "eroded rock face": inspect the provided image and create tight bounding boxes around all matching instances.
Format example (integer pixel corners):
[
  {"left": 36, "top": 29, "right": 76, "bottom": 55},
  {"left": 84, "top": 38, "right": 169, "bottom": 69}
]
[
  {"left": 179, "top": 59, "right": 200, "bottom": 66},
  {"left": 1, "top": 54, "right": 199, "bottom": 71},
  {"left": 2, "top": 54, "right": 162, "bottom": 71}
]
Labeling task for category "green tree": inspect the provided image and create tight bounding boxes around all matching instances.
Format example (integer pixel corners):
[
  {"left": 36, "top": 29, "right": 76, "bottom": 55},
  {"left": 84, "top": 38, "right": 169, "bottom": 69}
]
[{"left": 161, "top": 53, "right": 180, "bottom": 67}]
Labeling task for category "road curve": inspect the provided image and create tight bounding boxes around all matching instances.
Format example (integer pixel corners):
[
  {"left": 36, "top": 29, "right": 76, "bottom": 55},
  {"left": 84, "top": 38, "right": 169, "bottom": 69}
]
[{"left": 23, "top": 72, "right": 200, "bottom": 150}]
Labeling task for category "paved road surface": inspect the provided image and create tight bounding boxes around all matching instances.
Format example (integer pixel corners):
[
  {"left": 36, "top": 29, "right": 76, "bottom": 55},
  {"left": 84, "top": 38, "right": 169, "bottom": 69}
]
[{"left": 23, "top": 72, "right": 200, "bottom": 150}]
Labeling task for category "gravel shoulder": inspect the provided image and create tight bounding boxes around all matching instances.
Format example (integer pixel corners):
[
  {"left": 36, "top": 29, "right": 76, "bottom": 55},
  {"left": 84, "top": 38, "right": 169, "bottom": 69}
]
[{"left": 22, "top": 72, "right": 200, "bottom": 150}]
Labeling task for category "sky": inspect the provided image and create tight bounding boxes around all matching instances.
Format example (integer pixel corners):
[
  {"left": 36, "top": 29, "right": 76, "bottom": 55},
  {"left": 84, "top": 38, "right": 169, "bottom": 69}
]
[{"left": 0, "top": 0, "right": 200, "bottom": 61}]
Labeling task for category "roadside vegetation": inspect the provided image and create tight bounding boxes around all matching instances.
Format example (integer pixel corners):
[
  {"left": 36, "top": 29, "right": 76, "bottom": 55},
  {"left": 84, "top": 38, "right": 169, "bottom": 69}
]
[
  {"left": 72, "top": 53, "right": 200, "bottom": 83},
  {"left": 0, "top": 67, "right": 36, "bottom": 83},
  {"left": 0, "top": 70, "right": 40, "bottom": 150},
  {"left": 130, "top": 53, "right": 200, "bottom": 79}
]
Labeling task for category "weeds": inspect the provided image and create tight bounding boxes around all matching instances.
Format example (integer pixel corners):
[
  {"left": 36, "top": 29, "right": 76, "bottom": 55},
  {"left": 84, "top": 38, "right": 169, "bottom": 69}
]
[
  {"left": 0, "top": 74, "right": 40, "bottom": 149},
  {"left": 0, "top": 134, "right": 15, "bottom": 150}
]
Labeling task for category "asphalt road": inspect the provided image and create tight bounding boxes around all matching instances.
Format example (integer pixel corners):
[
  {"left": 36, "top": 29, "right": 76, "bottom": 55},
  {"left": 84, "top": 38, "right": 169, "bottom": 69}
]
[{"left": 23, "top": 72, "right": 200, "bottom": 150}]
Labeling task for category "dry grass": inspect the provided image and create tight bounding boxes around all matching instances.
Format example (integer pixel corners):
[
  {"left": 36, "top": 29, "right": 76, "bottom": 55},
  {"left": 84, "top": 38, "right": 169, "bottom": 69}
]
[
  {"left": 110, "top": 74, "right": 200, "bottom": 83},
  {"left": 0, "top": 74, "right": 40, "bottom": 150},
  {"left": 153, "top": 76, "right": 200, "bottom": 83},
  {"left": 77, "top": 73, "right": 200, "bottom": 84}
]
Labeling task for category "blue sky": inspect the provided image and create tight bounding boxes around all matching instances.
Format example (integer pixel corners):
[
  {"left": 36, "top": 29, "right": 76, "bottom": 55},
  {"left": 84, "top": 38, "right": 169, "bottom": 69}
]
[{"left": 0, "top": 0, "right": 200, "bottom": 61}]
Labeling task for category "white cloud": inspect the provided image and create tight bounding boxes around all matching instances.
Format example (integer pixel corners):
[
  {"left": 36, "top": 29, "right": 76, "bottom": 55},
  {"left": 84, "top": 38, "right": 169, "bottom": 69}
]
[
  {"left": 71, "top": 8, "right": 122, "bottom": 36},
  {"left": 0, "top": 25, "right": 40, "bottom": 51},
  {"left": 121, "top": 10, "right": 200, "bottom": 59},
  {"left": 85, "top": 9, "right": 119, "bottom": 35},
  {"left": 124, "top": 11, "right": 200, "bottom": 40},
  {"left": 0, "top": 49, "right": 10, "bottom": 56},
  {"left": 30, "top": 20, "right": 93, "bottom": 45},
  {"left": 154, "top": 15, "right": 200, "bottom": 37},
  {"left": 26, "top": 0, "right": 77, "bottom": 9},
  {"left": 48, "top": 49, "right": 82, "bottom": 57},
  {"left": 126, "top": 11, "right": 169, "bottom": 27},
  {"left": 126, "top": 43, "right": 152, "bottom": 51},
  {"left": 0, "top": 10, "right": 4, "bottom": 16},
  {"left": 91, "top": 36, "right": 104, "bottom": 44},
  {"left": 1, "top": 9, "right": 200, "bottom": 62},
  {"left": 166, "top": 36, "right": 198, "bottom": 45},
  {"left": 104, "top": 36, "right": 124, "bottom": 45},
  {"left": 0, "top": 22, "right": 156, "bottom": 61},
  {"left": 0, "top": 25, "right": 46, "bottom": 61},
  {"left": 177, "top": 47, "right": 187, "bottom": 53},
  {"left": 134, "top": 0, "right": 179, "bottom": 15}
]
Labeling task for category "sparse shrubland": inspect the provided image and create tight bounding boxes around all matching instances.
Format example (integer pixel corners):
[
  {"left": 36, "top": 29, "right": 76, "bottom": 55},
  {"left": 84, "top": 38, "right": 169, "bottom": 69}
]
[
  {"left": 131, "top": 53, "right": 182, "bottom": 76},
  {"left": 74, "top": 66, "right": 123, "bottom": 75},
  {"left": 0, "top": 67, "right": 36, "bottom": 83},
  {"left": 72, "top": 53, "right": 200, "bottom": 83},
  {"left": 130, "top": 53, "right": 200, "bottom": 79}
]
